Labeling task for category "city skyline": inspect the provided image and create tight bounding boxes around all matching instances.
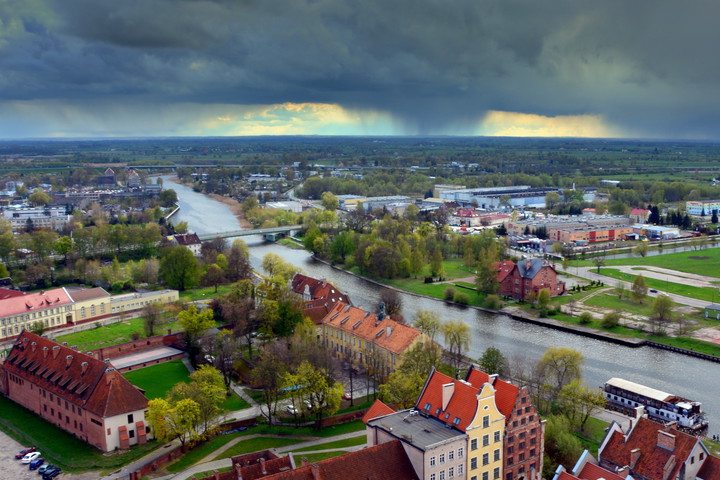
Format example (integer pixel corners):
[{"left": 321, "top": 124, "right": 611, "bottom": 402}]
[{"left": 1, "top": 1, "right": 718, "bottom": 139}]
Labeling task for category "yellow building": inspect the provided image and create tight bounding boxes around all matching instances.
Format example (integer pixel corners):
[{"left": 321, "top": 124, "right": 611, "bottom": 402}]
[{"left": 320, "top": 302, "right": 428, "bottom": 378}]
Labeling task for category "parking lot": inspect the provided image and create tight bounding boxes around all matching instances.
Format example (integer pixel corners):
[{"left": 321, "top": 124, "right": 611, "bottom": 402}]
[{"left": 0, "top": 430, "right": 52, "bottom": 480}]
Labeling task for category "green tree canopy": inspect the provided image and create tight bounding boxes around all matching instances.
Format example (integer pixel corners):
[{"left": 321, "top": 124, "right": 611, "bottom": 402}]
[{"left": 160, "top": 245, "right": 201, "bottom": 291}]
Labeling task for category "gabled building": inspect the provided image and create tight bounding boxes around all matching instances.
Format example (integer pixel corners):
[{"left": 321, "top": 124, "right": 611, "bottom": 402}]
[
  {"left": 553, "top": 450, "right": 629, "bottom": 480},
  {"left": 320, "top": 302, "right": 427, "bottom": 379},
  {"left": 466, "top": 366, "right": 545, "bottom": 480},
  {"left": 0, "top": 287, "right": 74, "bottom": 340},
  {"left": 167, "top": 233, "right": 203, "bottom": 256},
  {"left": 290, "top": 273, "right": 351, "bottom": 324},
  {"left": 1, "top": 331, "right": 149, "bottom": 452},
  {"left": 599, "top": 416, "right": 712, "bottom": 480},
  {"left": 496, "top": 258, "right": 566, "bottom": 301}
]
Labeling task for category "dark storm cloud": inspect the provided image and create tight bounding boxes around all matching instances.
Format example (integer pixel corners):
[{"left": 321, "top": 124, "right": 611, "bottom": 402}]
[{"left": 2, "top": 0, "right": 720, "bottom": 137}]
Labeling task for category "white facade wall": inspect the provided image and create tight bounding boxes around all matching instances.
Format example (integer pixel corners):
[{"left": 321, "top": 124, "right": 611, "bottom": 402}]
[{"left": 103, "top": 407, "right": 147, "bottom": 451}]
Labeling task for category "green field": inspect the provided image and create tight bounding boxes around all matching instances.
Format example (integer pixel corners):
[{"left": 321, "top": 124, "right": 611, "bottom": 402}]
[
  {"left": 54, "top": 317, "right": 154, "bottom": 351},
  {"left": 0, "top": 395, "right": 158, "bottom": 472},
  {"left": 292, "top": 435, "right": 366, "bottom": 452},
  {"left": 577, "top": 247, "right": 720, "bottom": 278},
  {"left": 213, "top": 437, "right": 304, "bottom": 460},
  {"left": 124, "top": 359, "right": 191, "bottom": 399},
  {"left": 166, "top": 430, "right": 251, "bottom": 472},
  {"left": 598, "top": 268, "right": 720, "bottom": 302}
]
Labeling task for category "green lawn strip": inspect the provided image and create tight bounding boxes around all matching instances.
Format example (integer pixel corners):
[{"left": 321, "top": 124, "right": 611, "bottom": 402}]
[
  {"left": 213, "top": 437, "right": 304, "bottom": 460},
  {"left": 54, "top": 317, "right": 151, "bottom": 351},
  {"left": 598, "top": 268, "right": 719, "bottom": 302},
  {"left": 575, "top": 417, "right": 610, "bottom": 456},
  {"left": 0, "top": 395, "right": 158, "bottom": 472},
  {"left": 178, "top": 285, "right": 235, "bottom": 301},
  {"left": 221, "top": 392, "right": 251, "bottom": 411},
  {"left": 291, "top": 435, "right": 366, "bottom": 452},
  {"left": 123, "top": 359, "right": 191, "bottom": 399},
  {"left": 336, "top": 398, "right": 374, "bottom": 414},
  {"left": 573, "top": 247, "right": 720, "bottom": 277},
  {"left": 249, "top": 420, "right": 366, "bottom": 438},
  {"left": 166, "top": 431, "right": 250, "bottom": 473},
  {"left": 293, "top": 451, "right": 348, "bottom": 464},
  {"left": 584, "top": 293, "right": 658, "bottom": 317},
  {"left": 244, "top": 388, "right": 265, "bottom": 404}
]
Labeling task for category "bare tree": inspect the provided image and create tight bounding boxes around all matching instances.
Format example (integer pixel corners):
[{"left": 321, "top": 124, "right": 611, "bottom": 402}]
[
  {"left": 379, "top": 288, "right": 403, "bottom": 319},
  {"left": 142, "top": 302, "right": 164, "bottom": 337}
]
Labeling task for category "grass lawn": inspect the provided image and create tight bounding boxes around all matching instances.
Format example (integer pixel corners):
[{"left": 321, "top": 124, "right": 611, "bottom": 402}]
[
  {"left": 574, "top": 247, "right": 720, "bottom": 278},
  {"left": 584, "top": 293, "right": 658, "bottom": 317},
  {"left": 575, "top": 417, "right": 610, "bottom": 456},
  {"left": 249, "top": 420, "right": 366, "bottom": 438},
  {"left": 124, "top": 359, "right": 191, "bottom": 399},
  {"left": 179, "top": 285, "right": 235, "bottom": 302},
  {"left": 293, "top": 451, "right": 348, "bottom": 463},
  {"left": 244, "top": 388, "right": 265, "bottom": 404},
  {"left": 213, "top": 437, "right": 303, "bottom": 460},
  {"left": 221, "top": 392, "right": 250, "bottom": 411},
  {"left": 54, "top": 317, "right": 157, "bottom": 351},
  {"left": 166, "top": 431, "right": 251, "bottom": 473},
  {"left": 292, "top": 435, "right": 366, "bottom": 452},
  {"left": 0, "top": 395, "right": 158, "bottom": 472},
  {"left": 598, "top": 268, "right": 720, "bottom": 302},
  {"left": 337, "top": 398, "right": 374, "bottom": 414}
]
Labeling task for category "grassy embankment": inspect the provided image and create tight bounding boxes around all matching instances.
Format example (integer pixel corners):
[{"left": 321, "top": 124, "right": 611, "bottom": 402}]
[{"left": 572, "top": 246, "right": 720, "bottom": 278}]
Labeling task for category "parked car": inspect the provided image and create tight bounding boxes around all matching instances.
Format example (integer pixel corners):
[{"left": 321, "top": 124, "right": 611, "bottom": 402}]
[
  {"left": 286, "top": 404, "right": 298, "bottom": 415},
  {"left": 28, "top": 457, "right": 45, "bottom": 470},
  {"left": 38, "top": 463, "right": 55, "bottom": 474},
  {"left": 21, "top": 451, "right": 41, "bottom": 464},
  {"left": 649, "top": 289, "right": 658, "bottom": 293},
  {"left": 15, "top": 447, "right": 35, "bottom": 459},
  {"left": 343, "top": 392, "right": 352, "bottom": 400},
  {"left": 42, "top": 466, "right": 62, "bottom": 479}
]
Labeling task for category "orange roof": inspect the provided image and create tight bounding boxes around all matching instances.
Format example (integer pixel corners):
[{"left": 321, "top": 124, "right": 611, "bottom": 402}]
[
  {"left": 600, "top": 417, "right": 699, "bottom": 480},
  {"left": 362, "top": 399, "right": 395, "bottom": 424},
  {"left": 577, "top": 462, "right": 625, "bottom": 480},
  {"left": 465, "top": 365, "right": 519, "bottom": 421},
  {"left": 0, "top": 287, "right": 72, "bottom": 317},
  {"left": 263, "top": 440, "right": 418, "bottom": 480},
  {"left": 698, "top": 453, "right": 720, "bottom": 480},
  {"left": 4, "top": 331, "right": 147, "bottom": 417},
  {"left": 415, "top": 368, "right": 483, "bottom": 432},
  {"left": 321, "top": 302, "right": 422, "bottom": 356}
]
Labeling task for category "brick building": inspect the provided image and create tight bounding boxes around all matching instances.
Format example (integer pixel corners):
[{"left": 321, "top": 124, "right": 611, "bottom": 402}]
[
  {"left": 290, "top": 273, "right": 351, "bottom": 324},
  {"left": 496, "top": 259, "right": 566, "bottom": 301},
  {"left": 0, "top": 331, "right": 149, "bottom": 452}
]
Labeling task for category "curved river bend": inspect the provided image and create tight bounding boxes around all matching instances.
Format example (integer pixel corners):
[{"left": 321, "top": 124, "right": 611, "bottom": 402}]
[{"left": 165, "top": 178, "right": 720, "bottom": 432}]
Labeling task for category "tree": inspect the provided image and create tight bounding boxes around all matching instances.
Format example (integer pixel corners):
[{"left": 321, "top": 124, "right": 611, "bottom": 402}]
[
  {"left": 543, "top": 414, "right": 583, "bottom": 478},
  {"left": 398, "top": 340, "right": 444, "bottom": 378},
  {"left": 634, "top": 242, "right": 649, "bottom": 257},
  {"left": 283, "top": 361, "right": 343, "bottom": 430},
  {"left": 591, "top": 254, "right": 606, "bottom": 274},
  {"left": 252, "top": 348, "right": 287, "bottom": 426},
  {"left": 28, "top": 188, "right": 51, "bottom": 206},
  {"left": 379, "top": 288, "right": 403, "bottom": 318},
  {"left": 159, "top": 189, "right": 179, "bottom": 207},
  {"left": 478, "top": 346, "right": 509, "bottom": 377},
  {"left": 631, "top": 275, "right": 648, "bottom": 303},
  {"left": 614, "top": 281, "right": 626, "bottom": 299},
  {"left": 537, "top": 288, "right": 551, "bottom": 309},
  {"left": 558, "top": 381, "right": 606, "bottom": 431},
  {"left": 201, "top": 264, "right": 226, "bottom": 293},
  {"left": 226, "top": 241, "right": 252, "bottom": 282},
  {"left": 329, "top": 231, "right": 354, "bottom": 263},
  {"left": 178, "top": 304, "right": 216, "bottom": 365},
  {"left": 320, "top": 191, "right": 339, "bottom": 211},
  {"left": 545, "top": 191, "right": 562, "bottom": 211},
  {"left": 160, "top": 246, "right": 201, "bottom": 291},
  {"left": 142, "top": 302, "right": 164, "bottom": 337},
  {"left": 55, "top": 236, "right": 73, "bottom": 262},
  {"left": 261, "top": 253, "right": 299, "bottom": 282},
  {"left": 429, "top": 245, "right": 445, "bottom": 279},
  {"left": 442, "top": 320, "right": 471, "bottom": 376},
  {"left": 713, "top": 210, "right": 719, "bottom": 224},
  {"left": 147, "top": 397, "right": 201, "bottom": 448},
  {"left": 536, "top": 347, "right": 584, "bottom": 407},
  {"left": 414, "top": 310, "right": 441, "bottom": 342},
  {"left": 601, "top": 311, "right": 621, "bottom": 328},
  {"left": 651, "top": 294, "right": 675, "bottom": 335},
  {"left": 379, "top": 370, "right": 425, "bottom": 409}
]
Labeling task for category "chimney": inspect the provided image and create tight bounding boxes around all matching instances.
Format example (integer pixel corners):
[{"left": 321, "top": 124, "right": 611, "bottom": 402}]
[
  {"left": 42, "top": 346, "right": 48, "bottom": 358},
  {"left": 213, "top": 470, "right": 220, "bottom": 480},
  {"left": 442, "top": 382, "right": 455, "bottom": 411},
  {"left": 65, "top": 355, "right": 73, "bottom": 368},
  {"left": 311, "top": 464, "right": 321, "bottom": 480},
  {"left": 233, "top": 463, "right": 243, "bottom": 478},
  {"left": 301, "top": 457, "right": 309, "bottom": 467},
  {"left": 31, "top": 342, "right": 37, "bottom": 352},
  {"left": 52, "top": 345, "right": 60, "bottom": 359},
  {"left": 386, "top": 326, "right": 392, "bottom": 338},
  {"left": 616, "top": 466, "right": 630, "bottom": 479},
  {"left": 657, "top": 430, "right": 676, "bottom": 451},
  {"left": 81, "top": 362, "right": 89, "bottom": 375},
  {"left": 630, "top": 448, "right": 641, "bottom": 467},
  {"left": 489, "top": 374, "right": 498, "bottom": 385},
  {"left": 106, "top": 368, "right": 116, "bottom": 385},
  {"left": 259, "top": 458, "right": 267, "bottom": 474}
]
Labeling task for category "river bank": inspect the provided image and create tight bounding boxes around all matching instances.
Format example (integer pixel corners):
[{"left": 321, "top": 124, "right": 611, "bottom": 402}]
[
  {"left": 311, "top": 256, "right": 720, "bottom": 363},
  {"left": 166, "top": 177, "right": 252, "bottom": 229}
]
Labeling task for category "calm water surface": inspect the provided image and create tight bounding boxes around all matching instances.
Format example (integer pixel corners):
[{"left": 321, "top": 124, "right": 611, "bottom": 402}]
[{"left": 167, "top": 180, "right": 720, "bottom": 432}]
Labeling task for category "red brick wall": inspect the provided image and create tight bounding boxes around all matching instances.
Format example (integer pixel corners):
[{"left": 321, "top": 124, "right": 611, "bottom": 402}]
[
  {"left": 91, "top": 332, "right": 185, "bottom": 361},
  {"left": 504, "top": 387, "right": 545, "bottom": 480}
]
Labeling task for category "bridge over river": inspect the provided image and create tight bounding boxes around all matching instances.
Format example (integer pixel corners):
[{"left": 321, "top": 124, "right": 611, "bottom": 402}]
[{"left": 197, "top": 225, "right": 302, "bottom": 242}]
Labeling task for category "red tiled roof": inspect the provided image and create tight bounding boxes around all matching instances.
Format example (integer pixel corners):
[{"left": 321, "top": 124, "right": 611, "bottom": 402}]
[
  {"left": 264, "top": 440, "right": 418, "bottom": 480},
  {"left": 362, "top": 399, "right": 395, "bottom": 424},
  {"left": 465, "top": 366, "right": 519, "bottom": 420},
  {"left": 174, "top": 233, "right": 201, "bottom": 246},
  {"left": 577, "top": 462, "right": 625, "bottom": 480},
  {"left": 555, "top": 472, "right": 579, "bottom": 480},
  {"left": 631, "top": 208, "right": 650, "bottom": 216},
  {"left": 321, "top": 302, "right": 422, "bottom": 356},
  {"left": 291, "top": 274, "right": 350, "bottom": 304},
  {"left": 415, "top": 368, "right": 481, "bottom": 432},
  {"left": 698, "top": 453, "right": 720, "bottom": 480},
  {"left": 600, "top": 417, "right": 699, "bottom": 480},
  {"left": 495, "top": 261, "right": 515, "bottom": 284},
  {"left": 4, "top": 331, "right": 147, "bottom": 417},
  {"left": 0, "top": 287, "right": 72, "bottom": 317},
  {"left": 0, "top": 288, "right": 25, "bottom": 299}
]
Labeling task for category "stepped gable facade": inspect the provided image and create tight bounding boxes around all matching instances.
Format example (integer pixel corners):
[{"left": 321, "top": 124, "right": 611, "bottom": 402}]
[
  {"left": 1, "top": 331, "right": 149, "bottom": 451},
  {"left": 290, "top": 273, "right": 351, "bottom": 324},
  {"left": 466, "top": 366, "right": 545, "bottom": 480}
]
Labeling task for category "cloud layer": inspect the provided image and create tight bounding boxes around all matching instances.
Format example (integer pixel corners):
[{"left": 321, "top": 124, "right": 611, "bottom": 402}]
[{"left": 1, "top": 0, "right": 719, "bottom": 138}]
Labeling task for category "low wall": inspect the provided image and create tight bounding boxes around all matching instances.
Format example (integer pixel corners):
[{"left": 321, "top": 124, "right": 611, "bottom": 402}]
[{"left": 91, "top": 331, "right": 185, "bottom": 361}]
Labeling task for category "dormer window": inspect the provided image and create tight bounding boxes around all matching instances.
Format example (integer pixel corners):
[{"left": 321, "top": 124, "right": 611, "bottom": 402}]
[{"left": 424, "top": 403, "right": 431, "bottom": 411}]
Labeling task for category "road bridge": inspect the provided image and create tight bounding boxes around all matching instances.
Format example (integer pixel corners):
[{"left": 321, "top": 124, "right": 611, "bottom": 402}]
[{"left": 197, "top": 224, "right": 302, "bottom": 242}]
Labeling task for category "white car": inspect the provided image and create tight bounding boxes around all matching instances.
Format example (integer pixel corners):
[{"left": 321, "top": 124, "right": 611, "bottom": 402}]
[
  {"left": 21, "top": 451, "right": 41, "bottom": 464},
  {"left": 286, "top": 404, "right": 298, "bottom": 415}
]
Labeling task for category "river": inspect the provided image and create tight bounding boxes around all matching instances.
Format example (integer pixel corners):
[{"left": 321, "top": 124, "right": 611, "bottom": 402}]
[{"left": 164, "top": 177, "right": 720, "bottom": 432}]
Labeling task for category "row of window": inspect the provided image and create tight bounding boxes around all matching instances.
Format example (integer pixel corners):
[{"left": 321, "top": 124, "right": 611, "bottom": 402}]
[
  {"left": 429, "top": 464, "right": 463, "bottom": 480},
  {"left": 1, "top": 305, "right": 70, "bottom": 325},
  {"left": 429, "top": 448, "right": 464, "bottom": 467},
  {"left": 470, "top": 449, "right": 502, "bottom": 469},
  {"left": 469, "top": 466, "right": 500, "bottom": 480}
]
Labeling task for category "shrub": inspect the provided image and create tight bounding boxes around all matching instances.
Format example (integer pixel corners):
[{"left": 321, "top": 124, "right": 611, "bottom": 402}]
[
  {"left": 578, "top": 312, "right": 593, "bottom": 325},
  {"left": 131, "top": 332, "right": 141, "bottom": 341},
  {"left": 424, "top": 277, "right": 434, "bottom": 284},
  {"left": 485, "top": 294, "right": 502, "bottom": 310},
  {"left": 454, "top": 292, "right": 470, "bottom": 305},
  {"left": 539, "top": 307, "right": 549, "bottom": 317},
  {"left": 444, "top": 287, "right": 456, "bottom": 301},
  {"left": 602, "top": 311, "right": 621, "bottom": 328}
]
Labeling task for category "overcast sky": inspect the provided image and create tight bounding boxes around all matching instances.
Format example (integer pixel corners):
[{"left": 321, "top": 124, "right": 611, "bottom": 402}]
[{"left": 1, "top": 0, "right": 718, "bottom": 139}]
